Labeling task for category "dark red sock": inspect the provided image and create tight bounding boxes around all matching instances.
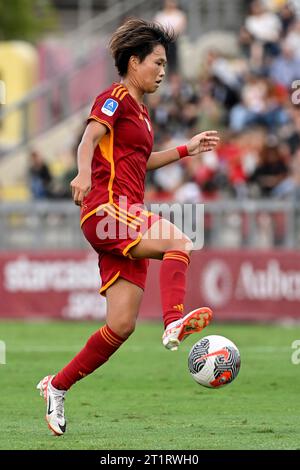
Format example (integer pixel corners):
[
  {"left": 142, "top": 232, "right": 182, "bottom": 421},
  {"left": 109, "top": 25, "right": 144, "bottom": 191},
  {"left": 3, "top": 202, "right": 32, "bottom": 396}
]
[
  {"left": 160, "top": 250, "right": 190, "bottom": 329},
  {"left": 52, "top": 325, "right": 125, "bottom": 391}
]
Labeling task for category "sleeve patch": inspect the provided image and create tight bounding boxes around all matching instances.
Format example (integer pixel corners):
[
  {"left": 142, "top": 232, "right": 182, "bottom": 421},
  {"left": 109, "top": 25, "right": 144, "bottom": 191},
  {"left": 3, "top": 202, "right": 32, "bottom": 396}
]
[{"left": 101, "top": 98, "right": 119, "bottom": 117}]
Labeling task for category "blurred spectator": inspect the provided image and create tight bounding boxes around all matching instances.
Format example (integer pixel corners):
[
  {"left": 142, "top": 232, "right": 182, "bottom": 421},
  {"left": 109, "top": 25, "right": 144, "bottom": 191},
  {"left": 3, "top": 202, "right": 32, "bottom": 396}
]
[
  {"left": 269, "top": 41, "right": 300, "bottom": 88},
  {"left": 283, "top": 105, "right": 300, "bottom": 154},
  {"left": 285, "top": 20, "right": 300, "bottom": 59},
  {"left": 53, "top": 127, "right": 84, "bottom": 199},
  {"left": 174, "top": 181, "right": 202, "bottom": 203},
  {"left": 54, "top": 157, "right": 77, "bottom": 199},
  {"left": 263, "top": 0, "right": 289, "bottom": 11},
  {"left": 183, "top": 150, "right": 220, "bottom": 201},
  {"left": 154, "top": 0, "right": 187, "bottom": 73},
  {"left": 151, "top": 132, "right": 185, "bottom": 199},
  {"left": 262, "top": 147, "right": 300, "bottom": 199},
  {"left": 248, "top": 139, "right": 289, "bottom": 196},
  {"left": 244, "top": 0, "right": 282, "bottom": 57},
  {"left": 200, "top": 49, "right": 241, "bottom": 111},
  {"left": 278, "top": 2, "right": 296, "bottom": 35},
  {"left": 197, "top": 94, "right": 226, "bottom": 131},
  {"left": 153, "top": 161, "right": 184, "bottom": 198},
  {"left": 230, "top": 74, "right": 288, "bottom": 131},
  {"left": 217, "top": 131, "right": 249, "bottom": 198},
  {"left": 28, "top": 150, "right": 53, "bottom": 199}
]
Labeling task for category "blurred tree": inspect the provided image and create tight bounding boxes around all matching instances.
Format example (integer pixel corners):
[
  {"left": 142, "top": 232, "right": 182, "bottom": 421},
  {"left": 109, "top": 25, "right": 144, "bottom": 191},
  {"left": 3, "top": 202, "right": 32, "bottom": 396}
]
[{"left": 0, "top": 0, "right": 57, "bottom": 41}]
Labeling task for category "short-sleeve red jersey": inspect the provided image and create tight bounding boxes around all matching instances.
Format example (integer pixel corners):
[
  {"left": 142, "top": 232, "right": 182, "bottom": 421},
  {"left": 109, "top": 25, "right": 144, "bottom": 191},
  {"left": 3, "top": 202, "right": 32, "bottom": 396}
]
[{"left": 80, "top": 83, "right": 154, "bottom": 225}]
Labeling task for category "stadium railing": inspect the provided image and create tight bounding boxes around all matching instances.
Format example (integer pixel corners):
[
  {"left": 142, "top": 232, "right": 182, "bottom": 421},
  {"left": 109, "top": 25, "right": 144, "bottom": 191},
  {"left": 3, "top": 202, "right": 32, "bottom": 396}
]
[{"left": 0, "top": 199, "right": 298, "bottom": 250}]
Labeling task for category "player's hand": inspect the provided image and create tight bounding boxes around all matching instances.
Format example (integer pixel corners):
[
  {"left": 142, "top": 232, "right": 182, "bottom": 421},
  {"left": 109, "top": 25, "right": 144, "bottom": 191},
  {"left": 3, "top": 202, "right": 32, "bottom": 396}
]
[
  {"left": 187, "top": 130, "right": 220, "bottom": 156},
  {"left": 70, "top": 170, "right": 91, "bottom": 206}
]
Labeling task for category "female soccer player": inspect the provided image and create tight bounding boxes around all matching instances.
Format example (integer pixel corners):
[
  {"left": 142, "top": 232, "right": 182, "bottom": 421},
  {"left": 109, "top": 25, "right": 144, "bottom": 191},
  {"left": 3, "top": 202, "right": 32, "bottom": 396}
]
[{"left": 37, "top": 19, "right": 219, "bottom": 436}]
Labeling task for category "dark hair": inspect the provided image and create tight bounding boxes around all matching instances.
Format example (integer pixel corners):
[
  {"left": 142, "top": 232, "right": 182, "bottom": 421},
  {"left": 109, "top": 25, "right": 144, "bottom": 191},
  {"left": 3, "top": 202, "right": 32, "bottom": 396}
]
[{"left": 109, "top": 18, "right": 175, "bottom": 76}]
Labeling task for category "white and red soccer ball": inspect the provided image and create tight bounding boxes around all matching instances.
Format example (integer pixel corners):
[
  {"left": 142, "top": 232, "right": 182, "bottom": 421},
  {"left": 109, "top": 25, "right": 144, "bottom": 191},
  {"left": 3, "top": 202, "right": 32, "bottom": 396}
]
[{"left": 188, "top": 335, "right": 241, "bottom": 388}]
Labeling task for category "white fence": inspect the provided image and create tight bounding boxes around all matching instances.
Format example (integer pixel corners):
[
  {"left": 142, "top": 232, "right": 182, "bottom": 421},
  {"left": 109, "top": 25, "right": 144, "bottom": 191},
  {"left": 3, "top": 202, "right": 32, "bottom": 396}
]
[{"left": 0, "top": 199, "right": 299, "bottom": 250}]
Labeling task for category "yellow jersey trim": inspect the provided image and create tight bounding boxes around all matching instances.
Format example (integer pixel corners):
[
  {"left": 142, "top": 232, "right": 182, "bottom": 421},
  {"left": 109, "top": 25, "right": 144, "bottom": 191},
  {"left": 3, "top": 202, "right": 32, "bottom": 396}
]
[
  {"left": 99, "top": 271, "right": 121, "bottom": 295},
  {"left": 122, "top": 233, "right": 143, "bottom": 258},
  {"left": 88, "top": 115, "right": 112, "bottom": 131}
]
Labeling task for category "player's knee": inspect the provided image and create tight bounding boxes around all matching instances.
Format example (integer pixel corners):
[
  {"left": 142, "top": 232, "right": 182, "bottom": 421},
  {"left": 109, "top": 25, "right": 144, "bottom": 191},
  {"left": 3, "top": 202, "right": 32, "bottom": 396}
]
[
  {"left": 168, "top": 236, "right": 193, "bottom": 255},
  {"left": 115, "top": 319, "right": 136, "bottom": 339},
  {"left": 184, "top": 237, "right": 194, "bottom": 254}
]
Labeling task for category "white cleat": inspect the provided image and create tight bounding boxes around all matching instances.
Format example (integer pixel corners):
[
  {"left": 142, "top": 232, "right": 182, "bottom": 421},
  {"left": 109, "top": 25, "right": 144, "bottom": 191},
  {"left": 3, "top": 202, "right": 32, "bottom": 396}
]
[
  {"left": 162, "top": 307, "right": 213, "bottom": 351},
  {"left": 37, "top": 375, "right": 67, "bottom": 436}
]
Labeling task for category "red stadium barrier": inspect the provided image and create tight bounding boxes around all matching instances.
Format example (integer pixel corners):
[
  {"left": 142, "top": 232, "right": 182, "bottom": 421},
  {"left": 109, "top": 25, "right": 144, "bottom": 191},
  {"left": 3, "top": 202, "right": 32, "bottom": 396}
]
[
  {"left": 0, "top": 251, "right": 105, "bottom": 320},
  {"left": 143, "top": 250, "right": 300, "bottom": 322},
  {"left": 1, "top": 250, "right": 300, "bottom": 321}
]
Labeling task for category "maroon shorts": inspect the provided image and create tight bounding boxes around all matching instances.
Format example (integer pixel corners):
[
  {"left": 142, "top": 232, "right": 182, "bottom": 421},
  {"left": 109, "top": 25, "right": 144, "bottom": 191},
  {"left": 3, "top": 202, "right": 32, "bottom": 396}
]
[{"left": 81, "top": 202, "right": 160, "bottom": 295}]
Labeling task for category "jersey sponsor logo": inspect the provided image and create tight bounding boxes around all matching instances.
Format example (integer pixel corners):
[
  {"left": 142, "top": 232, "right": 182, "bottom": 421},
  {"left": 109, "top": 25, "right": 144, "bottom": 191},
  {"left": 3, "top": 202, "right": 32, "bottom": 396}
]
[{"left": 101, "top": 98, "right": 119, "bottom": 117}]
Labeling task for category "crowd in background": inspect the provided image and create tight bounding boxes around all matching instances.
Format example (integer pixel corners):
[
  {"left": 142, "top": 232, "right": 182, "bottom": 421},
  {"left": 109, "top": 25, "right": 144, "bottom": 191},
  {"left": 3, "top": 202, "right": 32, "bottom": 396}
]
[
  {"left": 143, "top": 0, "right": 300, "bottom": 203},
  {"left": 29, "top": 0, "right": 300, "bottom": 204}
]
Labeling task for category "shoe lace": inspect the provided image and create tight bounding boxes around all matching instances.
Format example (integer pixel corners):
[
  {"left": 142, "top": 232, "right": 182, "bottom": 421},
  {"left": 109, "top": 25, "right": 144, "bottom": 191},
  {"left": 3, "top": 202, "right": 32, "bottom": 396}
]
[{"left": 52, "top": 389, "right": 66, "bottom": 420}]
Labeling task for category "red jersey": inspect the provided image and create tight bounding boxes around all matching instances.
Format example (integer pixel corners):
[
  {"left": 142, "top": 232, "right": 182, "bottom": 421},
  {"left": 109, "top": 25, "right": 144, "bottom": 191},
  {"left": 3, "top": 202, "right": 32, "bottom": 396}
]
[{"left": 81, "top": 83, "right": 154, "bottom": 225}]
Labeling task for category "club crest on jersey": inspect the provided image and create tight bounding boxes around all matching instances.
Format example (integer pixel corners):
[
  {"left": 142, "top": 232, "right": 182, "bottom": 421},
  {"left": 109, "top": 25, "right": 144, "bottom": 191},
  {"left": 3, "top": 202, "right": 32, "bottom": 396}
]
[{"left": 101, "top": 98, "right": 119, "bottom": 117}]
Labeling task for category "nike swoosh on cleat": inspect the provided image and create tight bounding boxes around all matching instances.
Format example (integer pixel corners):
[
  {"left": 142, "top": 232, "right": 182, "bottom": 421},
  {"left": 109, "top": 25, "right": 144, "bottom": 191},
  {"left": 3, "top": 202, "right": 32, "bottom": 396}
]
[
  {"left": 47, "top": 396, "right": 54, "bottom": 415},
  {"left": 58, "top": 423, "right": 66, "bottom": 433}
]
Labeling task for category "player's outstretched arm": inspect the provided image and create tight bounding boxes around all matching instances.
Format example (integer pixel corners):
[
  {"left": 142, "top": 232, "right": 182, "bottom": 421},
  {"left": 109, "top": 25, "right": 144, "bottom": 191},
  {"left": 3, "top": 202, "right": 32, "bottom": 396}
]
[
  {"left": 146, "top": 130, "right": 220, "bottom": 171},
  {"left": 70, "top": 120, "right": 107, "bottom": 206}
]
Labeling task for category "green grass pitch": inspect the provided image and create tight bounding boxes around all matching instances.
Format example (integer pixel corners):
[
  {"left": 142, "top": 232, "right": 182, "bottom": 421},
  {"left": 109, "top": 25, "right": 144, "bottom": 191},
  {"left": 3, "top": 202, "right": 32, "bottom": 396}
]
[{"left": 0, "top": 320, "right": 300, "bottom": 450}]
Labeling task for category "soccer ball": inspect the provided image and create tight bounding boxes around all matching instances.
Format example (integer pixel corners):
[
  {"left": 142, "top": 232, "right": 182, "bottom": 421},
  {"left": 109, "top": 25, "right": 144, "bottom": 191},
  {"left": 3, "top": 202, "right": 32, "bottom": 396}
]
[{"left": 188, "top": 335, "right": 241, "bottom": 388}]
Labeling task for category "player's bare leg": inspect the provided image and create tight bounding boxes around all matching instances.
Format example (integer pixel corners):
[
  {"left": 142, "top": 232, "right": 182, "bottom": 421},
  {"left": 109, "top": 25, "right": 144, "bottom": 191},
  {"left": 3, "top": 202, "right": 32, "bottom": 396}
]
[
  {"left": 130, "top": 218, "right": 212, "bottom": 350},
  {"left": 106, "top": 278, "right": 143, "bottom": 339},
  {"left": 131, "top": 218, "right": 192, "bottom": 260},
  {"left": 37, "top": 278, "right": 142, "bottom": 435}
]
